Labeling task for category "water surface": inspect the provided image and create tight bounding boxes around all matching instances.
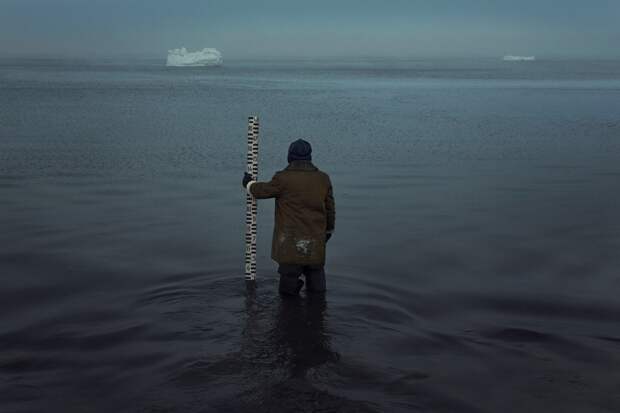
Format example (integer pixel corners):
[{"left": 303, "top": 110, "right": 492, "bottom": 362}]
[{"left": 1, "top": 57, "right": 620, "bottom": 412}]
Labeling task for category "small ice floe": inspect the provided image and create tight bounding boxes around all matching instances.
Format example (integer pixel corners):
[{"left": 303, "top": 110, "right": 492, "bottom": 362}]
[
  {"left": 503, "top": 55, "right": 536, "bottom": 62},
  {"left": 166, "top": 47, "right": 223, "bottom": 67}
]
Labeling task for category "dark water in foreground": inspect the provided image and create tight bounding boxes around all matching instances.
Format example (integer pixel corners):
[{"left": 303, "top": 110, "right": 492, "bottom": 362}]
[{"left": 1, "top": 58, "right": 620, "bottom": 412}]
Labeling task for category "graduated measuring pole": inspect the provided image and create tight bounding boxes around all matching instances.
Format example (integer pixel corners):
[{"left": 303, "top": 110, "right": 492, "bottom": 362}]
[{"left": 245, "top": 116, "right": 259, "bottom": 281}]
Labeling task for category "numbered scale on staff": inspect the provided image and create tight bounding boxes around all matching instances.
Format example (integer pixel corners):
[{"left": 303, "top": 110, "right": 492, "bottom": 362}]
[{"left": 245, "top": 116, "right": 259, "bottom": 281}]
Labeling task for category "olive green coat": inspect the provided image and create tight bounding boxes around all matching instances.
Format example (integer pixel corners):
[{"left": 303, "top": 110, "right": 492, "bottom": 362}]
[{"left": 249, "top": 160, "right": 335, "bottom": 265}]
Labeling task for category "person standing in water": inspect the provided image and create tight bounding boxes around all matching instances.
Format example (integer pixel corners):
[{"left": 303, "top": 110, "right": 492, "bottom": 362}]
[{"left": 243, "top": 139, "right": 335, "bottom": 295}]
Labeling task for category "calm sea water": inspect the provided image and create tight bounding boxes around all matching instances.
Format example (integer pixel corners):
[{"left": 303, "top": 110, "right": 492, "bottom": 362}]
[{"left": 1, "top": 57, "right": 620, "bottom": 412}]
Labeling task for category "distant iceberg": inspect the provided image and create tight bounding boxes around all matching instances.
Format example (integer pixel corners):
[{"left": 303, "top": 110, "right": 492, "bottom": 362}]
[
  {"left": 503, "top": 55, "right": 536, "bottom": 62},
  {"left": 166, "top": 47, "right": 223, "bottom": 67}
]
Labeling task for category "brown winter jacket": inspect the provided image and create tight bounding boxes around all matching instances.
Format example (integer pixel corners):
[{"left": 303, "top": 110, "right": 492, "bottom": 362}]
[{"left": 248, "top": 160, "right": 335, "bottom": 265}]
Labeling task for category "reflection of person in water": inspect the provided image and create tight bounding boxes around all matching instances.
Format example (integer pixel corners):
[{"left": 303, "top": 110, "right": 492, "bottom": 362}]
[
  {"left": 239, "top": 290, "right": 375, "bottom": 412},
  {"left": 273, "top": 293, "right": 339, "bottom": 379}
]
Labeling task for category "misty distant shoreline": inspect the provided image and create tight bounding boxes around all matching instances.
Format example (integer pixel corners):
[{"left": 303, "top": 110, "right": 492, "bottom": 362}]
[
  {"left": 3, "top": 55, "right": 615, "bottom": 65},
  {"left": 2, "top": 54, "right": 620, "bottom": 63}
]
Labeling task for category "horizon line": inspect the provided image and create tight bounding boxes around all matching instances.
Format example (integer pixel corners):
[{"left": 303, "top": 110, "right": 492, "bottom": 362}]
[{"left": 1, "top": 51, "right": 620, "bottom": 62}]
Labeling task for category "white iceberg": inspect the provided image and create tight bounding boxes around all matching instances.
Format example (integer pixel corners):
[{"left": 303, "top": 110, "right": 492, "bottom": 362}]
[
  {"left": 166, "top": 47, "right": 223, "bottom": 67},
  {"left": 503, "top": 55, "right": 536, "bottom": 62}
]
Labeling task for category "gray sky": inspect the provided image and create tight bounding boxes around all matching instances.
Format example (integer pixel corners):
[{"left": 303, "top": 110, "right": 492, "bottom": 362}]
[{"left": 1, "top": 0, "right": 619, "bottom": 58}]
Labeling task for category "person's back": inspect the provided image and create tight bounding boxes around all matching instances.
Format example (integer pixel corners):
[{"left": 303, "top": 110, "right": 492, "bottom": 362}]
[{"left": 243, "top": 139, "right": 335, "bottom": 295}]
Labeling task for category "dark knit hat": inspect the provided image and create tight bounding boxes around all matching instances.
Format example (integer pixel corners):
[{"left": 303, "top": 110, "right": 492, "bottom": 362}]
[{"left": 287, "top": 139, "right": 312, "bottom": 163}]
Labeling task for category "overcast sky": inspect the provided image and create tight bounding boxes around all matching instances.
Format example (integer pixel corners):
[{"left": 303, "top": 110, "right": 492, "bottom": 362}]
[{"left": 1, "top": 0, "right": 619, "bottom": 58}]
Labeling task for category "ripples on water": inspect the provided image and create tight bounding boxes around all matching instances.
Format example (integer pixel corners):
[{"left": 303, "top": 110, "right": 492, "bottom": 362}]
[{"left": 1, "top": 58, "right": 620, "bottom": 412}]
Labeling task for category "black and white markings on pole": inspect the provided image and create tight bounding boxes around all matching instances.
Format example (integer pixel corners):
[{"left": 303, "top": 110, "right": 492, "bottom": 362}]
[{"left": 245, "top": 116, "right": 259, "bottom": 281}]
